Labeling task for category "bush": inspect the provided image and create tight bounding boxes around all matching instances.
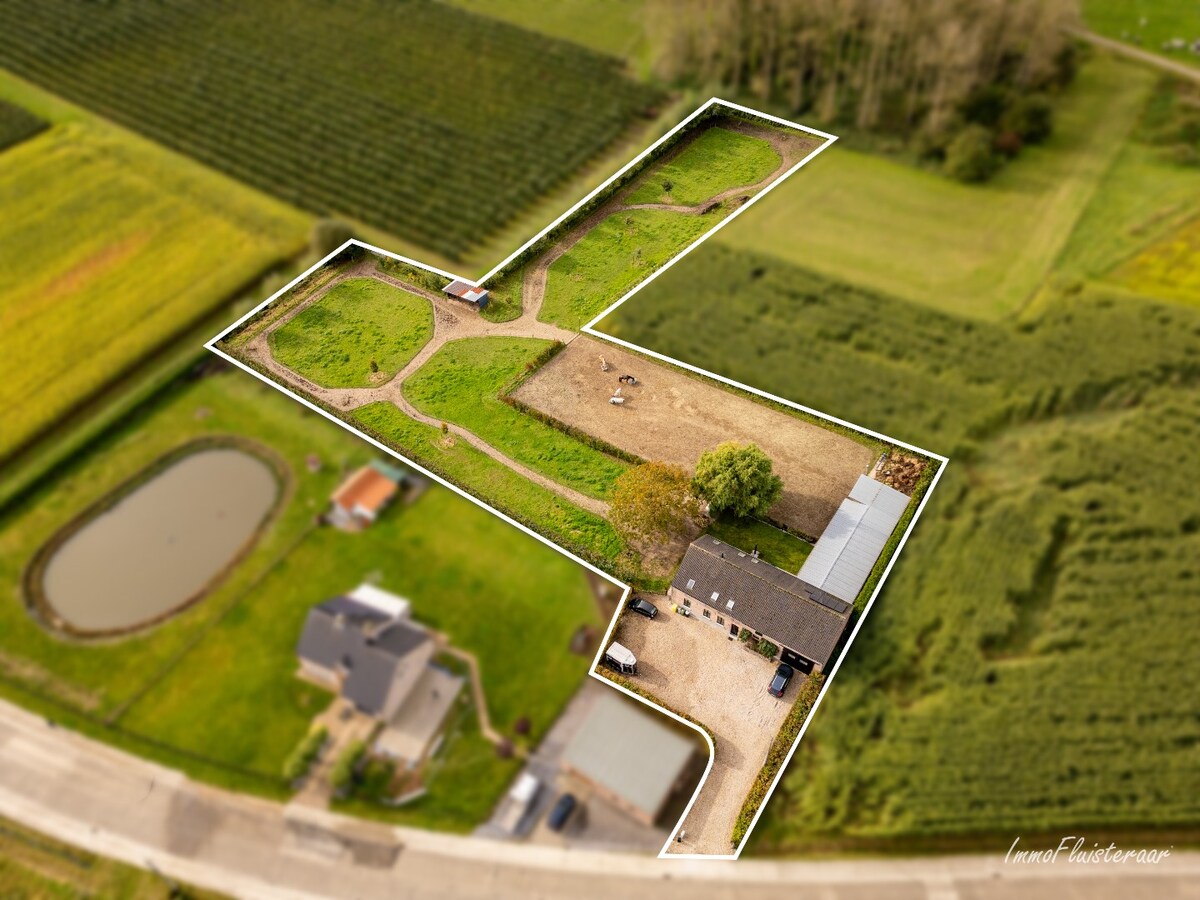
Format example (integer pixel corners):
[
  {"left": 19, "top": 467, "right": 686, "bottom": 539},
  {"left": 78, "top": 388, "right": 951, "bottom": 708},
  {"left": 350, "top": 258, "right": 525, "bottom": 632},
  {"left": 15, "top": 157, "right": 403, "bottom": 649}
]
[
  {"left": 282, "top": 726, "right": 328, "bottom": 783},
  {"left": 1003, "top": 93, "right": 1054, "bottom": 144},
  {"left": 944, "top": 125, "right": 1001, "bottom": 183},
  {"left": 739, "top": 627, "right": 753, "bottom": 644},
  {"left": 329, "top": 739, "right": 367, "bottom": 794},
  {"left": 755, "top": 638, "right": 778, "bottom": 659}
]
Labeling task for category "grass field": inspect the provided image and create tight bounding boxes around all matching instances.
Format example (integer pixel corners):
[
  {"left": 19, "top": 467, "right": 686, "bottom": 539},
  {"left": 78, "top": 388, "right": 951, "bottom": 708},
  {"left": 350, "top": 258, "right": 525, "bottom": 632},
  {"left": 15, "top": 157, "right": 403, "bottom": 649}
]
[
  {"left": 0, "top": 0, "right": 658, "bottom": 260},
  {"left": 448, "top": 0, "right": 646, "bottom": 61},
  {"left": 626, "top": 126, "right": 781, "bottom": 205},
  {"left": 717, "top": 57, "right": 1155, "bottom": 319},
  {"left": 270, "top": 278, "right": 434, "bottom": 388},
  {"left": 354, "top": 402, "right": 626, "bottom": 567},
  {"left": 404, "top": 338, "right": 630, "bottom": 499},
  {"left": 0, "top": 815, "right": 227, "bottom": 899},
  {"left": 705, "top": 516, "right": 812, "bottom": 573},
  {"left": 0, "top": 80, "right": 307, "bottom": 462},
  {"left": 0, "top": 96, "right": 45, "bottom": 150},
  {"left": 608, "top": 242, "right": 1200, "bottom": 846},
  {"left": 1084, "top": 0, "right": 1200, "bottom": 67},
  {"left": 0, "top": 371, "right": 600, "bottom": 810},
  {"left": 541, "top": 207, "right": 719, "bottom": 329}
]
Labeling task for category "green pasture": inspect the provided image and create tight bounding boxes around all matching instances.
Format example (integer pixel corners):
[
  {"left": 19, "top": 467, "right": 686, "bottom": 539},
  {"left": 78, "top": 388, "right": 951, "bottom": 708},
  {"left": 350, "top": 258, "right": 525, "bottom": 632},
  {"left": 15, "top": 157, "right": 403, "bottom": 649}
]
[
  {"left": 626, "top": 126, "right": 781, "bottom": 205},
  {"left": 270, "top": 278, "right": 434, "bottom": 388},
  {"left": 404, "top": 337, "right": 629, "bottom": 499},
  {"left": 447, "top": 0, "right": 646, "bottom": 62},
  {"left": 718, "top": 57, "right": 1155, "bottom": 319},
  {"left": 541, "top": 207, "right": 718, "bottom": 329},
  {"left": 1084, "top": 0, "right": 1200, "bottom": 67}
]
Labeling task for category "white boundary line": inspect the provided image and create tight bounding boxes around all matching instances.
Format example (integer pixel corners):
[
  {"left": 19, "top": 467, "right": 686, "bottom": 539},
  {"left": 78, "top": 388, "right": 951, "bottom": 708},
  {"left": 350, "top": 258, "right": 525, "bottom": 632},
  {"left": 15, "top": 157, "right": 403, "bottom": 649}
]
[{"left": 205, "top": 97, "right": 947, "bottom": 862}]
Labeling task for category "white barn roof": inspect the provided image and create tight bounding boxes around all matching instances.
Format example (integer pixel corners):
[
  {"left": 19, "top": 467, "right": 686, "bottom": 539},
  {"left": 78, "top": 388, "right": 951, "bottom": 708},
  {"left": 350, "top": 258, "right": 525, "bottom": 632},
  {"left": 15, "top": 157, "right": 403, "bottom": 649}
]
[{"left": 797, "top": 475, "right": 910, "bottom": 603}]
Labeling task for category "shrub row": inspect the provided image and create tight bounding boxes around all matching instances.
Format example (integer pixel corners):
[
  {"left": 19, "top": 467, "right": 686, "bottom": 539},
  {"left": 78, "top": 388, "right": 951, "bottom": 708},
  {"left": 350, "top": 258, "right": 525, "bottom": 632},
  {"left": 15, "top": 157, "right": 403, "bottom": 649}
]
[{"left": 282, "top": 725, "right": 329, "bottom": 782}]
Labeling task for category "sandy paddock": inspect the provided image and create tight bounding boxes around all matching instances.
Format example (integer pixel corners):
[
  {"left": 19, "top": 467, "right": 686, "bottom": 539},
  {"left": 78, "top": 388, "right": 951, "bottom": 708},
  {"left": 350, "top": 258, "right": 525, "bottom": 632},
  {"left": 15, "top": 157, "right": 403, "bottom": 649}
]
[{"left": 513, "top": 336, "right": 875, "bottom": 537}]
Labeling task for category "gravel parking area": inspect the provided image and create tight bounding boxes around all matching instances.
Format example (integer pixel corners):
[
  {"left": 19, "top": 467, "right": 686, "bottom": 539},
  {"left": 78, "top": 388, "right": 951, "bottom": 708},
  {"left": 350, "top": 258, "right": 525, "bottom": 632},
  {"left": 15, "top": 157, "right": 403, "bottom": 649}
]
[
  {"left": 512, "top": 336, "right": 876, "bottom": 536},
  {"left": 614, "top": 600, "right": 794, "bottom": 855}
]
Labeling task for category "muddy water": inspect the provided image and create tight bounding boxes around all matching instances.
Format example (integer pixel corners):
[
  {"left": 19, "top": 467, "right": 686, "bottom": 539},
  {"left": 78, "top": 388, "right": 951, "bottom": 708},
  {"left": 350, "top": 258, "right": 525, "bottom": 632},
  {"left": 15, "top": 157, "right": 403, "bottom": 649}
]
[{"left": 42, "top": 448, "right": 279, "bottom": 632}]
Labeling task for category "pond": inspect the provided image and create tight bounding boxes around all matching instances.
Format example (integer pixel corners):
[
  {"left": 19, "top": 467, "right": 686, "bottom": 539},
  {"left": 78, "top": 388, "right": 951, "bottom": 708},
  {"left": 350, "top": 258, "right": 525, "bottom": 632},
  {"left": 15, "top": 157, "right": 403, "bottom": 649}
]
[{"left": 38, "top": 447, "right": 281, "bottom": 634}]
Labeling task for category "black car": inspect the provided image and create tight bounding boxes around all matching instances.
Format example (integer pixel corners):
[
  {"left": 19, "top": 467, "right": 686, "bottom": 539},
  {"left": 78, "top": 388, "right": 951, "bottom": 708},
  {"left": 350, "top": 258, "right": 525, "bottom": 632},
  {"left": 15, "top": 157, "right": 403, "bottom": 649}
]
[
  {"left": 628, "top": 596, "right": 658, "bottom": 619},
  {"left": 768, "top": 662, "right": 793, "bottom": 698},
  {"left": 546, "top": 793, "right": 578, "bottom": 832}
]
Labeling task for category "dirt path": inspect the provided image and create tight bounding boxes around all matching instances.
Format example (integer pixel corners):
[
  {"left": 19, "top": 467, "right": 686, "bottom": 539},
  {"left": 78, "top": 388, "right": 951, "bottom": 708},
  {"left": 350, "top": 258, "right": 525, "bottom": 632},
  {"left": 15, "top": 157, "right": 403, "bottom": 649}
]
[{"left": 1069, "top": 27, "right": 1200, "bottom": 85}]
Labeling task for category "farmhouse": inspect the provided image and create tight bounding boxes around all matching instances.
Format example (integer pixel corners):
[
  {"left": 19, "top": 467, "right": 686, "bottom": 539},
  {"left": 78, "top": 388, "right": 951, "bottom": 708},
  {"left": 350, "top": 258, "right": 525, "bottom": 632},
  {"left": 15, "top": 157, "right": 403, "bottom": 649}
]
[
  {"left": 328, "top": 460, "right": 407, "bottom": 529},
  {"left": 296, "top": 584, "right": 434, "bottom": 720},
  {"left": 668, "top": 536, "right": 853, "bottom": 674},
  {"left": 442, "top": 278, "right": 489, "bottom": 309},
  {"left": 560, "top": 692, "right": 699, "bottom": 826},
  {"left": 798, "top": 475, "right": 910, "bottom": 603}
]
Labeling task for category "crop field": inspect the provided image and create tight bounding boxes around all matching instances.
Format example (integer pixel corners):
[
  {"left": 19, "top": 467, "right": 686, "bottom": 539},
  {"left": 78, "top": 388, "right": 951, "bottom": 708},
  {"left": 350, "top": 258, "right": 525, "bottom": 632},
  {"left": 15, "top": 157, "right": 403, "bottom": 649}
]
[
  {"left": 625, "top": 126, "right": 781, "bottom": 204},
  {"left": 403, "top": 337, "right": 630, "bottom": 500},
  {"left": 0, "top": 97, "right": 45, "bottom": 151},
  {"left": 717, "top": 57, "right": 1154, "bottom": 319},
  {"left": 0, "top": 371, "right": 600, "bottom": 823},
  {"left": 270, "top": 278, "right": 434, "bottom": 388},
  {"left": 0, "top": 120, "right": 306, "bottom": 462},
  {"left": 0, "top": 0, "right": 658, "bottom": 261},
  {"left": 606, "top": 243, "right": 1200, "bottom": 845},
  {"left": 541, "top": 207, "right": 719, "bottom": 329}
]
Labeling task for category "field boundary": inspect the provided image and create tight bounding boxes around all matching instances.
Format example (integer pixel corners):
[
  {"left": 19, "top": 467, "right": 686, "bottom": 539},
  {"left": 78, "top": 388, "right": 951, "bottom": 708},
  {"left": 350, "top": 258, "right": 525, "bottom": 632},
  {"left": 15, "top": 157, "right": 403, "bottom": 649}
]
[{"left": 206, "top": 97, "right": 949, "bottom": 860}]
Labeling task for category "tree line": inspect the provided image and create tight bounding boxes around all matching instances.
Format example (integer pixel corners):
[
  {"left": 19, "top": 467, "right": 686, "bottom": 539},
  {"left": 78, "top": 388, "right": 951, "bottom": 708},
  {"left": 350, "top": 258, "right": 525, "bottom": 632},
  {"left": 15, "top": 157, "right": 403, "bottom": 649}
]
[{"left": 647, "top": 0, "right": 1081, "bottom": 180}]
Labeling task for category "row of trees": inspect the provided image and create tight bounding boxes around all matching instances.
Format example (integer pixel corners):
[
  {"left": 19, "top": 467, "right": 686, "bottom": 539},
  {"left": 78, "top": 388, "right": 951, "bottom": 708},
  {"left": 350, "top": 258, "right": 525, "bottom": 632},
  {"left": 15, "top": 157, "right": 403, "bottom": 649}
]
[
  {"left": 610, "top": 441, "right": 783, "bottom": 545},
  {"left": 647, "top": 0, "right": 1080, "bottom": 181}
]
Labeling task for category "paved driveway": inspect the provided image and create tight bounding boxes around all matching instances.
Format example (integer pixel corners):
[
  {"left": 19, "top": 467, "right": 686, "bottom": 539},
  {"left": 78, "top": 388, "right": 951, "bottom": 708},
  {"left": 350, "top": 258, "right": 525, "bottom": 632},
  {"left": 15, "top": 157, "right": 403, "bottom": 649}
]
[{"left": 615, "top": 601, "right": 793, "bottom": 855}]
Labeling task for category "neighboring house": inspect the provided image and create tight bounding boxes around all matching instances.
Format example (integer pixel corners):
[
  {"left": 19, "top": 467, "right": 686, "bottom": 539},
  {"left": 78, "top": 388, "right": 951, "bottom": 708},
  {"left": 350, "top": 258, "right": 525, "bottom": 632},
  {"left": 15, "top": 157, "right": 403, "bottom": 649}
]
[
  {"left": 328, "top": 460, "right": 407, "bottom": 529},
  {"left": 797, "top": 475, "right": 910, "bottom": 604},
  {"left": 669, "top": 536, "right": 853, "bottom": 675},
  {"left": 296, "top": 584, "right": 434, "bottom": 720},
  {"left": 560, "top": 692, "right": 699, "bottom": 827},
  {"left": 442, "top": 278, "right": 489, "bottom": 309}
]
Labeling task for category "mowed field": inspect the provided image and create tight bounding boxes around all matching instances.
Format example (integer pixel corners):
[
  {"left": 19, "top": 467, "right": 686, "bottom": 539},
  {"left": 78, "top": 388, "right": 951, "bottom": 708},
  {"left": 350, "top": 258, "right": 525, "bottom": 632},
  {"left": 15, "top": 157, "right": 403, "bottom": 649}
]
[
  {"left": 1083, "top": 0, "right": 1200, "bottom": 68},
  {"left": 0, "top": 0, "right": 659, "bottom": 260},
  {"left": 0, "top": 81, "right": 307, "bottom": 462},
  {"left": 512, "top": 336, "right": 878, "bottom": 537},
  {"left": 0, "top": 371, "right": 601, "bottom": 827},
  {"left": 718, "top": 57, "right": 1155, "bottom": 319}
]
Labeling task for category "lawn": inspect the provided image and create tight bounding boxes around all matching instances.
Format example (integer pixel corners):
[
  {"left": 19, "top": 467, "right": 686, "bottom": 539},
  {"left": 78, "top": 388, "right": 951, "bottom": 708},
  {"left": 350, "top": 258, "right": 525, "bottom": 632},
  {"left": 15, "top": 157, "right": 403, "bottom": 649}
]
[
  {"left": 403, "top": 337, "right": 630, "bottom": 499},
  {"left": 541, "top": 207, "right": 720, "bottom": 329},
  {"left": 1083, "top": 0, "right": 1200, "bottom": 68},
  {"left": 270, "top": 278, "right": 434, "bottom": 388},
  {"left": 353, "top": 402, "right": 625, "bottom": 567},
  {"left": 706, "top": 516, "right": 812, "bottom": 573},
  {"left": 717, "top": 56, "right": 1155, "bottom": 319},
  {"left": 0, "top": 110, "right": 307, "bottom": 461},
  {"left": 626, "top": 126, "right": 781, "bottom": 205},
  {"left": 447, "top": 0, "right": 646, "bottom": 62}
]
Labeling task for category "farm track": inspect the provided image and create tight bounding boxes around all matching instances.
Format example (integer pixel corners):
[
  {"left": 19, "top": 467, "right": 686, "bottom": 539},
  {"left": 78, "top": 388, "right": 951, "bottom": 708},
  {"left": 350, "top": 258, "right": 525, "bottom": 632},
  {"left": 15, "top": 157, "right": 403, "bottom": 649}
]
[{"left": 249, "top": 120, "right": 820, "bottom": 520}]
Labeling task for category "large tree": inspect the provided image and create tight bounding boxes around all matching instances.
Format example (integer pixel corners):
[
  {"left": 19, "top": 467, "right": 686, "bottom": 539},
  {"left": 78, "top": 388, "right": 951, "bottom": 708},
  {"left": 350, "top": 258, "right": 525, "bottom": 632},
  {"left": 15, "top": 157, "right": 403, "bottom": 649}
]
[
  {"left": 692, "top": 441, "right": 783, "bottom": 519},
  {"left": 610, "top": 461, "right": 701, "bottom": 545}
]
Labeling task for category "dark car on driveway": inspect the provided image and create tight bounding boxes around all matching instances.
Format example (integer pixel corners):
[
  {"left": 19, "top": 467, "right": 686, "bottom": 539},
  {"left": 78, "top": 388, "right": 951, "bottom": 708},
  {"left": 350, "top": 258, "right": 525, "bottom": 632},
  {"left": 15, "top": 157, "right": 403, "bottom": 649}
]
[
  {"left": 768, "top": 662, "right": 793, "bottom": 697},
  {"left": 628, "top": 596, "right": 658, "bottom": 619},
  {"left": 546, "top": 793, "right": 578, "bottom": 832}
]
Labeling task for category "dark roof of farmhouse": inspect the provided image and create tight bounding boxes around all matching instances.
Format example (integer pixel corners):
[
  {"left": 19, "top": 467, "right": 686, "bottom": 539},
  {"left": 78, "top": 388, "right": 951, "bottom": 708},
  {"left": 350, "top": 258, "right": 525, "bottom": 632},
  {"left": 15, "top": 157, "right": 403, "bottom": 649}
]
[{"left": 671, "top": 536, "right": 852, "bottom": 667}]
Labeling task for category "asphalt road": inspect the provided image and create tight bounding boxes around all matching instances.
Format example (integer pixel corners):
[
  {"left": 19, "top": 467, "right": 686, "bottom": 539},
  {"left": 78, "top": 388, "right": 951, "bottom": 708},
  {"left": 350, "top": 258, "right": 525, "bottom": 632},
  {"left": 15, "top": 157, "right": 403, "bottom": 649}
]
[{"left": 0, "top": 700, "right": 1195, "bottom": 899}]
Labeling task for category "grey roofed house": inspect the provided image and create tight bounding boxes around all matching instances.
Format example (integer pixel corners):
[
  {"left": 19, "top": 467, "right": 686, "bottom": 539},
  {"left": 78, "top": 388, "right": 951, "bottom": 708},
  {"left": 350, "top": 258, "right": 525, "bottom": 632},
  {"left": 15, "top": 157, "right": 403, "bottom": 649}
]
[
  {"left": 561, "top": 692, "right": 697, "bottom": 825},
  {"left": 669, "top": 535, "right": 852, "bottom": 671},
  {"left": 296, "top": 593, "right": 433, "bottom": 718},
  {"left": 798, "top": 475, "right": 910, "bottom": 604}
]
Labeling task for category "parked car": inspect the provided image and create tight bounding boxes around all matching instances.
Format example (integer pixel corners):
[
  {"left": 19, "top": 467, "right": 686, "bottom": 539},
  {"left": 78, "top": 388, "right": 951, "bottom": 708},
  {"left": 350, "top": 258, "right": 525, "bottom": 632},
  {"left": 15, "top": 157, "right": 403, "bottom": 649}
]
[
  {"left": 628, "top": 596, "right": 658, "bottom": 619},
  {"left": 546, "top": 792, "right": 578, "bottom": 832},
  {"left": 768, "top": 662, "right": 793, "bottom": 698},
  {"left": 602, "top": 641, "right": 637, "bottom": 675},
  {"left": 498, "top": 772, "right": 541, "bottom": 833}
]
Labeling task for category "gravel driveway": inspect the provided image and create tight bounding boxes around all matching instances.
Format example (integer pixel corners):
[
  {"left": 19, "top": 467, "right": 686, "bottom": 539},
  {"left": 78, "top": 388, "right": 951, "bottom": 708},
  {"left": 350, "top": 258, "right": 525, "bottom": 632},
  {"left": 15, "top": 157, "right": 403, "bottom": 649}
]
[{"left": 614, "top": 601, "right": 794, "bottom": 855}]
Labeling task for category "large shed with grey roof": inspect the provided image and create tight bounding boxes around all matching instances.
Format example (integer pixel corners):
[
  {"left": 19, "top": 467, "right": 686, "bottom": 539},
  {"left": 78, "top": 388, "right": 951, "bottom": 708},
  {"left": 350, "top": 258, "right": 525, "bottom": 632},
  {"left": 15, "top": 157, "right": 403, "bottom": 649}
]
[
  {"left": 560, "top": 692, "right": 699, "bottom": 826},
  {"left": 668, "top": 535, "right": 853, "bottom": 673},
  {"left": 797, "top": 475, "right": 910, "bottom": 604}
]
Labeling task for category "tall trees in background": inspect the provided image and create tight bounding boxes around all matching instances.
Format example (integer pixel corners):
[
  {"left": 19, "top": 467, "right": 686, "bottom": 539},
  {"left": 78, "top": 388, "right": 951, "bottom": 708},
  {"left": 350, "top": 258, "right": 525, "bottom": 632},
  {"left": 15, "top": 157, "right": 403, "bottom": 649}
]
[{"left": 648, "top": 0, "right": 1080, "bottom": 179}]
